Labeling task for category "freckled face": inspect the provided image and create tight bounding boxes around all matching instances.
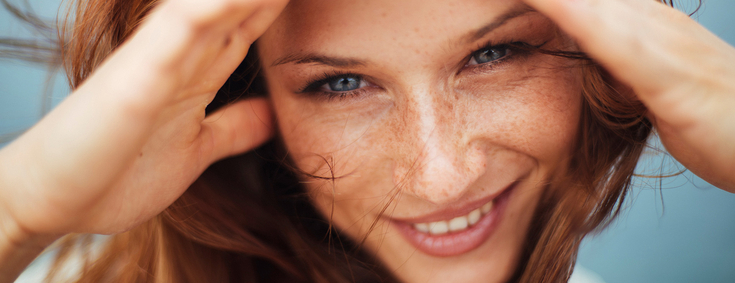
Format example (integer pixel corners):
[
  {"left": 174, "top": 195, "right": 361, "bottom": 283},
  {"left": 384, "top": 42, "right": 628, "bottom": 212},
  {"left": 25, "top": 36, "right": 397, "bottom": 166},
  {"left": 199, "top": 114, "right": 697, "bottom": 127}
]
[{"left": 258, "top": 0, "right": 582, "bottom": 281}]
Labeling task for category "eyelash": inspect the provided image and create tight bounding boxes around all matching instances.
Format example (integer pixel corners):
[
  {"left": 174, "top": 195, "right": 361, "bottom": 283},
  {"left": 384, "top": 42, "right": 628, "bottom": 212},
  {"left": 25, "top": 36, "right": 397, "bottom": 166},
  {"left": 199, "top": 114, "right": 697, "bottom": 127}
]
[
  {"left": 463, "top": 40, "right": 534, "bottom": 72},
  {"left": 299, "top": 40, "right": 541, "bottom": 100},
  {"left": 298, "top": 70, "right": 370, "bottom": 101}
]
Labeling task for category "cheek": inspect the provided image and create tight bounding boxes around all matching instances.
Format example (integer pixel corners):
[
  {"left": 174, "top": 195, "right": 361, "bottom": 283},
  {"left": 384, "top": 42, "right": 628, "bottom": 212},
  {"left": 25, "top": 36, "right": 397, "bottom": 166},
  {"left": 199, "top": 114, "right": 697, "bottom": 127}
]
[
  {"left": 271, "top": 68, "right": 582, "bottom": 201},
  {"left": 272, "top": 94, "right": 391, "bottom": 181},
  {"left": 457, "top": 63, "right": 583, "bottom": 168}
]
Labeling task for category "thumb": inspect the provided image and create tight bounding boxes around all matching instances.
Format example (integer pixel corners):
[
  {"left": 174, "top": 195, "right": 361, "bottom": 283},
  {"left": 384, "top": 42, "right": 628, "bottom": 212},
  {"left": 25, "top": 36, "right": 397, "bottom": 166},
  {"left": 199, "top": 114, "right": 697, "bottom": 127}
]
[{"left": 200, "top": 97, "right": 274, "bottom": 163}]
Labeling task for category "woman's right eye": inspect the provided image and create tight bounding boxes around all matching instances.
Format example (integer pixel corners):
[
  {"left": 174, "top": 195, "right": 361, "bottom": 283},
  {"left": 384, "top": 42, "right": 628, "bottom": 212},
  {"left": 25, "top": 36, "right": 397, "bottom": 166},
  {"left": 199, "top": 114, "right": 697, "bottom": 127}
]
[
  {"left": 321, "top": 75, "right": 366, "bottom": 92},
  {"left": 299, "top": 73, "right": 373, "bottom": 100}
]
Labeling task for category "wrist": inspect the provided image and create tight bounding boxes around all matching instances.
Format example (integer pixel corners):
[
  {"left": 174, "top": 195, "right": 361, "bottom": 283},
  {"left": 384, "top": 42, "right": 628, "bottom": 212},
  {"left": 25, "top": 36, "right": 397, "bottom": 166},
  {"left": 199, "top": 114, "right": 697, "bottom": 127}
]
[{"left": 0, "top": 207, "right": 61, "bottom": 283}]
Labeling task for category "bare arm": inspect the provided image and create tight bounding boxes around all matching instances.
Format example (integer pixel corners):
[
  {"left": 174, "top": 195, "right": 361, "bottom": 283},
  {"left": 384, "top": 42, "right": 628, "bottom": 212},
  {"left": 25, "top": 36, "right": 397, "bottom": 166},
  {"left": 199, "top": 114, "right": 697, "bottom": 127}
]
[{"left": 0, "top": 0, "right": 287, "bottom": 280}]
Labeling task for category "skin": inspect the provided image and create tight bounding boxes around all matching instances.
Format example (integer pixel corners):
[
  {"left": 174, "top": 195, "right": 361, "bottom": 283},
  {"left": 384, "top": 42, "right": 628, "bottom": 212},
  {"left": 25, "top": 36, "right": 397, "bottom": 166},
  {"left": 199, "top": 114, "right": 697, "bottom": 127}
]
[
  {"left": 0, "top": 0, "right": 734, "bottom": 282},
  {"left": 258, "top": 0, "right": 582, "bottom": 281}
]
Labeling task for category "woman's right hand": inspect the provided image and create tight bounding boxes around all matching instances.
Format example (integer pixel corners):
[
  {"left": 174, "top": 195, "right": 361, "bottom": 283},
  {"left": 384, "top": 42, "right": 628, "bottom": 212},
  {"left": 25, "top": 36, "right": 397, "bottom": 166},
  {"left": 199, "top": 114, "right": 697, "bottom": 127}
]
[{"left": 0, "top": 0, "right": 286, "bottom": 252}]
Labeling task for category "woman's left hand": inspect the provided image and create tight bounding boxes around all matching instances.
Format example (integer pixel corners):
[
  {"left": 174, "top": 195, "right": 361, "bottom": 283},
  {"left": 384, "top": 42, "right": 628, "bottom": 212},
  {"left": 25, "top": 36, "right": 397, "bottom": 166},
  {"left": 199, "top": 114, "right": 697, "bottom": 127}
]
[{"left": 524, "top": 0, "right": 735, "bottom": 193}]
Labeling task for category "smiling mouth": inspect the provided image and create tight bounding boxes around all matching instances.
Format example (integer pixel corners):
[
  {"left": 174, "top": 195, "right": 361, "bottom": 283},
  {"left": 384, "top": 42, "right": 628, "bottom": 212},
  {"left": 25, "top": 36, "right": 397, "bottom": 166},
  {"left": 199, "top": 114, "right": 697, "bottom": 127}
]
[
  {"left": 391, "top": 182, "right": 515, "bottom": 257},
  {"left": 413, "top": 200, "right": 494, "bottom": 235}
]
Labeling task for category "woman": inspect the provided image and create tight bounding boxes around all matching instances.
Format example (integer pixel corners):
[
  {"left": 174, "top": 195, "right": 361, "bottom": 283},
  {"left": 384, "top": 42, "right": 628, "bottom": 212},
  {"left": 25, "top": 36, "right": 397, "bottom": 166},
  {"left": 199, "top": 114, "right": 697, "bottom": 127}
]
[{"left": 1, "top": 0, "right": 734, "bottom": 282}]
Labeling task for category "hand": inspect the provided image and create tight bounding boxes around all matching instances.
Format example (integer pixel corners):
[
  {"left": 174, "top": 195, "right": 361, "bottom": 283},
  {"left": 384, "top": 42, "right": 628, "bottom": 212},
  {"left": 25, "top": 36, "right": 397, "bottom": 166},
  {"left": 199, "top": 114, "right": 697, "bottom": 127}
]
[
  {"left": 524, "top": 0, "right": 735, "bottom": 192},
  {"left": 0, "top": 0, "right": 287, "bottom": 246}
]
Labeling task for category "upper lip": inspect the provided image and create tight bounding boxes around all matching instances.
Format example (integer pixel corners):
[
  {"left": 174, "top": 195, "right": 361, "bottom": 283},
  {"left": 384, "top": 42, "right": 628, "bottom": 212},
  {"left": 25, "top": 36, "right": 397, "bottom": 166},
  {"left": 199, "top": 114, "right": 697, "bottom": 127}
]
[{"left": 388, "top": 181, "right": 516, "bottom": 224}]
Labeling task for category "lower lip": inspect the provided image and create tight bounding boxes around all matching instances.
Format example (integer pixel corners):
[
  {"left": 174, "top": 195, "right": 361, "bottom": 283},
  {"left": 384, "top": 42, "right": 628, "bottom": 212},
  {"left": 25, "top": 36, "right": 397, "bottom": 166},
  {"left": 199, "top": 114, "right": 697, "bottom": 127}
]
[{"left": 391, "top": 185, "right": 514, "bottom": 257}]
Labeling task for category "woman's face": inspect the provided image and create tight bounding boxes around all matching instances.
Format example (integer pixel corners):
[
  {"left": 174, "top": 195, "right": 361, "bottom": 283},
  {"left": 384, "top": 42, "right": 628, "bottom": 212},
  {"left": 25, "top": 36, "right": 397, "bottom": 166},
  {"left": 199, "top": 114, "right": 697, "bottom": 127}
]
[{"left": 258, "top": 0, "right": 582, "bottom": 281}]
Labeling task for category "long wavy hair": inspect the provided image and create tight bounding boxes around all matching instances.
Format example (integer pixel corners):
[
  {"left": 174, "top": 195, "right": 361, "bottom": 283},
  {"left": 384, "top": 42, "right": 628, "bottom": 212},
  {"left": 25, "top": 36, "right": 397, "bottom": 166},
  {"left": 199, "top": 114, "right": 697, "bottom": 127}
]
[{"left": 1, "top": 0, "right": 697, "bottom": 282}]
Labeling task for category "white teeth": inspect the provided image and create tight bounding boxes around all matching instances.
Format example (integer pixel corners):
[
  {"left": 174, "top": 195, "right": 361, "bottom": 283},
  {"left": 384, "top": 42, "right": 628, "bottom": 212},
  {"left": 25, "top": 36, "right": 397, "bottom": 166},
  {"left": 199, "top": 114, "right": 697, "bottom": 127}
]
[
  {"left": 468, "top": 209, "right": 481, "bottom": 225},
  {"left": 428, "top": 221, "right": 449, "bottom": 235},
  {"left": 448, "top": 216, "right": 468, "bottom": 232},
  {"left": 412, "top": 200, "right": 494, "bottom": 234},
  {"left": 414, "top": 223, "right": 429, "bottom": 233},
  {"left": 481, "top": 202, "right": 493, "bottom": 214}
]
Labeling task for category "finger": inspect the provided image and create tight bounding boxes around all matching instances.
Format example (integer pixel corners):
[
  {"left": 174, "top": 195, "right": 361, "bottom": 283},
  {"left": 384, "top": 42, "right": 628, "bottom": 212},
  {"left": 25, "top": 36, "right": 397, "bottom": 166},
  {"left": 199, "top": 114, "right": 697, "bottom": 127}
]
[
  {"left": 236, "top": 0, "right": 290, "bottom": 44},
  {"left": 521, "top": 0, "right": 656, "bottom": 81},
  {"left": 182, "top": 24, "right": 253, "bottom": 96},
  {"left": 202, "top": 1, "right": 290, "bottom": 88},
  {"left": 525, "top": 0, "right": 735, "bottom": 121},
  {"left": 165, "top": 0, "right": 287, "bottom": 32},
  {"left": 522, "top": 0, "right": 699, "bottom": 95},
  {"left": 199, "top": 97, "right": 274, "bottom": 163},
  {"left": 189, "top": 0, "right": 289, "bottom": 96},
  {"left": 97, "top": 0, "right": 287, "bottom": 108}
]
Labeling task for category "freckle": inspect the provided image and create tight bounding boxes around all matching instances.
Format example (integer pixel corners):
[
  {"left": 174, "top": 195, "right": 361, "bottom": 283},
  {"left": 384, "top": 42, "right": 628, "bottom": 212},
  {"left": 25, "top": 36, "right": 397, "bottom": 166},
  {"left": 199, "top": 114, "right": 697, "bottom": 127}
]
[{"left": 439, "top": 189, "right": 449, "bottom": 198}]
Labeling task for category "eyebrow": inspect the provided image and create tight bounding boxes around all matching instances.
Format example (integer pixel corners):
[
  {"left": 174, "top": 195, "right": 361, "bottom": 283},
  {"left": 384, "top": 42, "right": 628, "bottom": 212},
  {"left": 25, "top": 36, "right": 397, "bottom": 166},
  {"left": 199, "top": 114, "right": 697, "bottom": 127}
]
[
  {"left": 270, "top": 3, "right": 535, "bottom": 68},
  {"left": 271, "top": 53, "right": 367, "bottom": 67},
  {"left": 463, "top": 4, "right": 535, "bottom": 44}
]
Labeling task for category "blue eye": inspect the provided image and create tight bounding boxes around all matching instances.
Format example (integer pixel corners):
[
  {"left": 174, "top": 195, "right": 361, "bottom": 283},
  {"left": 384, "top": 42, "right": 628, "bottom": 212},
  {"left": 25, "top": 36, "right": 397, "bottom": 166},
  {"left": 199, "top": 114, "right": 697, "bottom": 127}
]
[
  {"left": 323, "top": 76, "right": 364, "bottom": 92},
  {"left": 300, "top": 72, "right": 371, "bottom": 98},
  {"left": 469, "top": 45, "right": 512, "bottom": 65}
]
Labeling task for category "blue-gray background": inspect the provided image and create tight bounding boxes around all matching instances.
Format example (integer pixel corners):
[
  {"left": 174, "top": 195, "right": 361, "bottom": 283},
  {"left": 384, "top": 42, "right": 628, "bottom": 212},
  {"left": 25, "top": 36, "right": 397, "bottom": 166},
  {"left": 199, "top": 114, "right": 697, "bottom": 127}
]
[{"left": 2, "top": 1, "right": 734, "bottom": 282}]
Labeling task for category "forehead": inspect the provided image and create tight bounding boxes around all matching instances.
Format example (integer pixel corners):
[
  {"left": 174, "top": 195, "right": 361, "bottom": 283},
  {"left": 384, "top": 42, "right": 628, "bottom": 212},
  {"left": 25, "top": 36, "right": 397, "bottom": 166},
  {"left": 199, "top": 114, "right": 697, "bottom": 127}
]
[{"left": 259, "top": 0, "right": 530, "bottom": 63}]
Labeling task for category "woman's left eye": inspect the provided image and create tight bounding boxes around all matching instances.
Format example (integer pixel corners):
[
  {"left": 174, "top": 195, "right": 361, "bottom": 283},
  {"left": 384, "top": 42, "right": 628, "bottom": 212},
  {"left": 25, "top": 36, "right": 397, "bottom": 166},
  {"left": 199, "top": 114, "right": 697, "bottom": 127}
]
[
  {"left": 321, "top": 76, "right": 367, "bottom": 92},
  {"left": 468, "top": 45, "right": 512, "bottom": 66}
]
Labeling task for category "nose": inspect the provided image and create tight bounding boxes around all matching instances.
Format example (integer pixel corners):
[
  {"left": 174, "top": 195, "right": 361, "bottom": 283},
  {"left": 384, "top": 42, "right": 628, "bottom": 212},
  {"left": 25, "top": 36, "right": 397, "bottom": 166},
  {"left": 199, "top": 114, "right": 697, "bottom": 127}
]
[{"left": 392, "top": 86, "right": 487, "bottom": 205}]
